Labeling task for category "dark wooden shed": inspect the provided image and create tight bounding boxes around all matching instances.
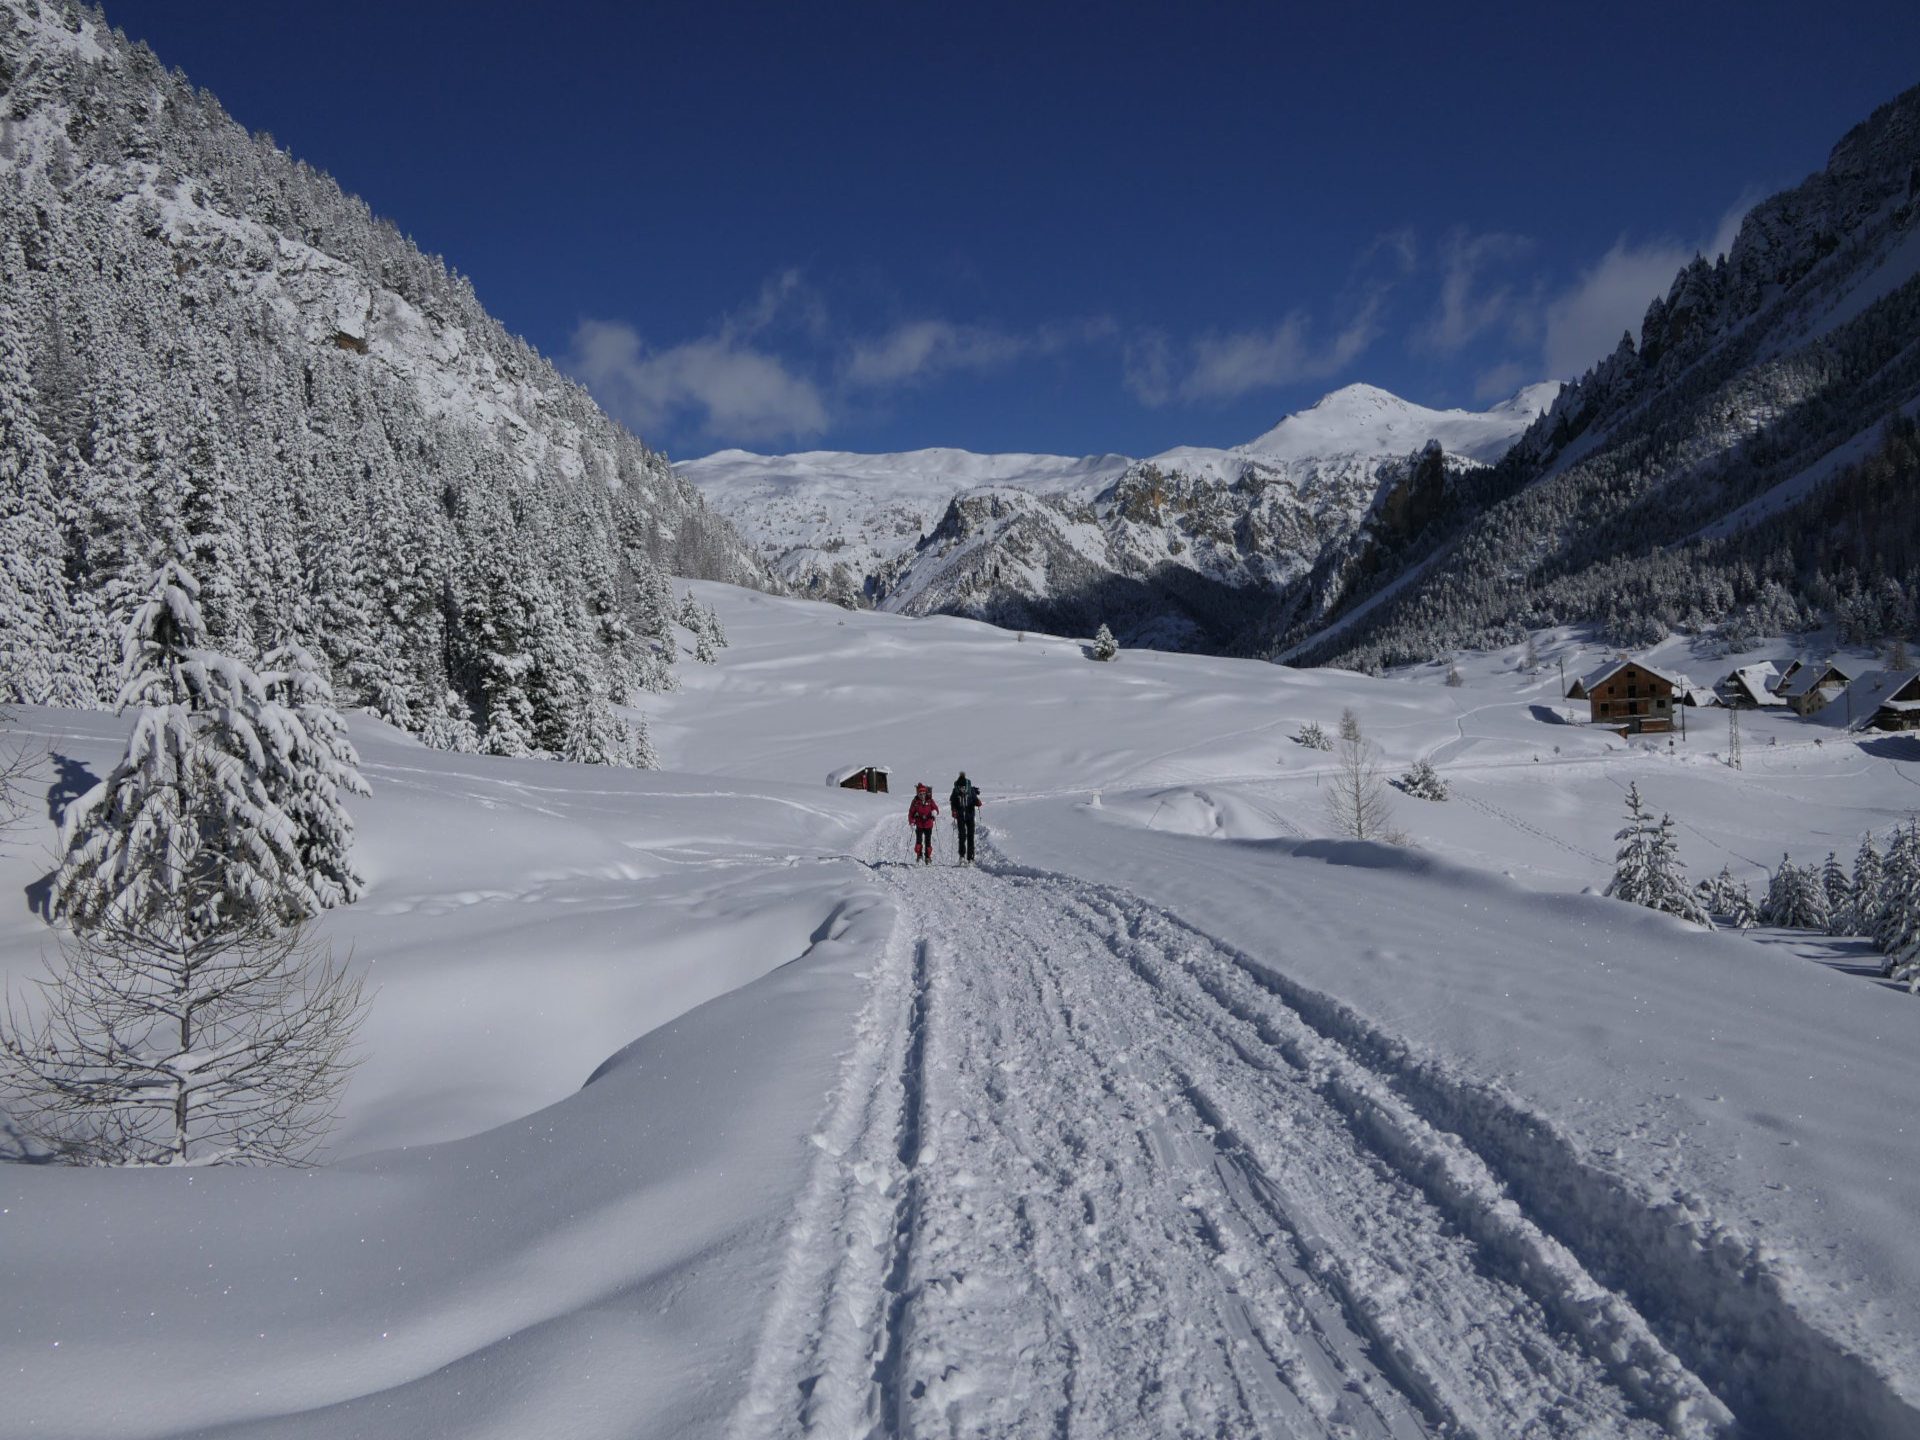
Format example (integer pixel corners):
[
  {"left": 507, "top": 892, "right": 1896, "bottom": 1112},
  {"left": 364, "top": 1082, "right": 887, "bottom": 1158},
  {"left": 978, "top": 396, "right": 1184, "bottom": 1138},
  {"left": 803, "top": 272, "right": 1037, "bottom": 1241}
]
[{"left": 829, "top": 765, "right": 890, "bottom": 794}]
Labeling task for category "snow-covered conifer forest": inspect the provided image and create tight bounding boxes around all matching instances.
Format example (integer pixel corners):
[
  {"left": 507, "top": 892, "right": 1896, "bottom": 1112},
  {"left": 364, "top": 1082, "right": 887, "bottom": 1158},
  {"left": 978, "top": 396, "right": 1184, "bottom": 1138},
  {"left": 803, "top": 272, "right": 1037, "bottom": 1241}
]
[
  {"left": 4, "top": 3, "right": 1920, "bottom": 1438},
  {"left": 0, "top": 2, "right": 767, "bottom": 764}
]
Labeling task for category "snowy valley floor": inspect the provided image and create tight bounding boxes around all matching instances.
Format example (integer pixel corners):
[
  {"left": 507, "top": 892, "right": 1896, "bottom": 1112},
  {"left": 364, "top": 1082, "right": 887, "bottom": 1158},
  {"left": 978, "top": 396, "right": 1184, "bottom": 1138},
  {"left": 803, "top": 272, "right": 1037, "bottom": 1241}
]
[{"left": 3, "top": 589, "right": 1919, "bottom": 1438}]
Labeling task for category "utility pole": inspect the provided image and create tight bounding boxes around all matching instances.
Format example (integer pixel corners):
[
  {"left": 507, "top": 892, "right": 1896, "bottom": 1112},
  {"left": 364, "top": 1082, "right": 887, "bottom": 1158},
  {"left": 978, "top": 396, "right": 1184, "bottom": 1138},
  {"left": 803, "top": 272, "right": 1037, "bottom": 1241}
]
[
  {"left": 1558, "top": 656, "right": 1567, "bottom": 698},
  {"left": 1728, "top": 706, "right": 1742, "bottom": 770}
]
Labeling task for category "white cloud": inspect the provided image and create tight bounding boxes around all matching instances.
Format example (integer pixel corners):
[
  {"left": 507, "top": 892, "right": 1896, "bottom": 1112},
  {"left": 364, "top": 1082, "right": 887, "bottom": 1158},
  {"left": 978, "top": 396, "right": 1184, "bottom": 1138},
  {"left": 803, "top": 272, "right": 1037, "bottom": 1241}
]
[
  {"left": 1540, "top": 237, "right": 1692, "bottom": 379},
  {"left": 1707, "top": 194, "right": 1757, "bottom": 262},
  {"left": 568, "top": 318, "right": 829, "bottom": 445},
  {"left": 1415, "top": 231, "right": 1535, "bottom": 355},
  {"left": 1122, "top": 330, "right": 1175, "bottom": 407},
  {"left": 1540, "top": 197, "right": 1756, "bottom": 380},
  {"left": 1133, "top": 300, "right": 1381, "bottom": 407},
  {"left": 845, "top": 317, "right": 1116, "bottom": 389},
  {"left": 1473, "top": 360, "right": 1529, "bottom": 403},
  {"left": 845, "top": 320, "right": 1033, "bottom": 388}
]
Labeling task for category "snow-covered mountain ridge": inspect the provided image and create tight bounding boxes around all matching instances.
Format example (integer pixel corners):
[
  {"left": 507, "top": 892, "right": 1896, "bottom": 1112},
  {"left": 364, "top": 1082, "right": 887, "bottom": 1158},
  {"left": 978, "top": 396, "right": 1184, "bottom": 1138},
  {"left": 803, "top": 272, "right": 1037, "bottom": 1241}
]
[
  {"left": 682, "top": 382, "right": 1559, "bottom": 645},
  {"left": 1303, "top": 82, "right": 1920, "bottom": 671}
]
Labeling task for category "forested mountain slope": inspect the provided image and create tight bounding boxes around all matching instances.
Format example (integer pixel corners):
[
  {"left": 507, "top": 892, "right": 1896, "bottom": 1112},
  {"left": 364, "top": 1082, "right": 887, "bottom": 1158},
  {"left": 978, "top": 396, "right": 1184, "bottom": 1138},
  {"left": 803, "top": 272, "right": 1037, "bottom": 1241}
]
[
  {"left": 0, "top": 1, "right": 769, "bottom": 762},
  {"left": 1298, "top": 82, "right": 1920, "bottom": 670}
]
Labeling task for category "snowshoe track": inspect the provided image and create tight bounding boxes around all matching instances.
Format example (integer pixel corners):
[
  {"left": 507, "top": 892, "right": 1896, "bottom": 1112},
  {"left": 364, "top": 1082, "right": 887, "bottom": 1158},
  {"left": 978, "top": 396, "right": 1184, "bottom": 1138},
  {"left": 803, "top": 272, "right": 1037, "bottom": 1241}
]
[{"left": 730, "top": 825, "right": 1917, "bottom": 1439}]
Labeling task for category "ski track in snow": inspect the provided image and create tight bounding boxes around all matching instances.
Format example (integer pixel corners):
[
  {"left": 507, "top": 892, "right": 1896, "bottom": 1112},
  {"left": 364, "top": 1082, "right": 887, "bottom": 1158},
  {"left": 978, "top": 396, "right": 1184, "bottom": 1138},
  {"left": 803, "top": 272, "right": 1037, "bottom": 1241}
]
[
  {"left": 1454, "top": 793, "right": 1608, "bottom": 867},
  {"left": 727, "top": 822, "right": 1757, "bottom": 1440}
]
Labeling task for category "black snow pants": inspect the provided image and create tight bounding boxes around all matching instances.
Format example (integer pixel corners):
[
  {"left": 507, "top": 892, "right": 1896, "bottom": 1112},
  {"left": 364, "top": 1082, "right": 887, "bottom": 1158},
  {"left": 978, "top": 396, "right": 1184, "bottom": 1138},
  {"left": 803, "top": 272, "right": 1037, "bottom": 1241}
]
[
  {"left": 954, "top": 812, "right": 975, "bottom": 862},
  {"left": 914, "top": 826, "right": 934, "bottom": 861}
]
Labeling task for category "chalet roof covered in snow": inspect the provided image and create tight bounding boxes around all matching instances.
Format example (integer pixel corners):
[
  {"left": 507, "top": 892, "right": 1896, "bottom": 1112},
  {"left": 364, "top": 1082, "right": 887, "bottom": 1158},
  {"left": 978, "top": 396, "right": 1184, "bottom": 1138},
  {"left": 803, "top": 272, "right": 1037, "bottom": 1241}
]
[
  {"left": 1671, "top": 675, "right": 1721, "bottom": 706},
  {"left": 1566, "top": 656, "right": 1683, "bottom": 699},
  {"left": 1832, "top": 669, "right": 1920, "bottom": 725},
  {"left": 1777, "top": 657, "right": 1864, "bottom": 700},
  {"left": 1718, "top": 664, "right": 1788, "bottom": 707}
]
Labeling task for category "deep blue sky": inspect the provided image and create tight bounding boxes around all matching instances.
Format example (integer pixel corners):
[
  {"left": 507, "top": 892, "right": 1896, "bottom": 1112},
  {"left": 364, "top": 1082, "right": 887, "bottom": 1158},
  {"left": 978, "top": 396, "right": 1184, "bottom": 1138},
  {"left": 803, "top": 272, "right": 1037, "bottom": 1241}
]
[{"left": 101, "top": 1, "right": 1919, "bottom": 460}]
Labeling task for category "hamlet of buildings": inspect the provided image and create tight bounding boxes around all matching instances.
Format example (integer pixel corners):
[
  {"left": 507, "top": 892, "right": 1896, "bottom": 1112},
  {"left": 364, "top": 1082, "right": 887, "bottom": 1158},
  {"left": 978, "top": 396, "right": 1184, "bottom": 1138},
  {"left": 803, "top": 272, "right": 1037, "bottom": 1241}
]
[{"left": 1570, "top": 652, "right": 1920, "bottom": 734}]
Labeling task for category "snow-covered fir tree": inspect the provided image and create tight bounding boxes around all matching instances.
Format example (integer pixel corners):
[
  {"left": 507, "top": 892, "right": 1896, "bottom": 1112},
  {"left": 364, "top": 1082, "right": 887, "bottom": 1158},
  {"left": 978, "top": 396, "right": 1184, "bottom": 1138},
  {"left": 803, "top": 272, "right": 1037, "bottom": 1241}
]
[
  {"left": 1760, "top": 856, "right": 1832, "bottom": 931},
  {"left": 1091, "top": 624, "right": 1119, "bottom": 661},
  {"left": 1697, "top": 866, "right": 1756, "bottom": 929},
  {"left": 1873, "top": 821, "right": 1920, "bottom": 975},
  {"left": 627, "top": 711, "right": 660, "bottom": 771},
  {"left": 1294, "top": 721, "right": 1331, "bottom": 750},
  {"left": 1604, "top": 784, "right": 1712, "bottom": 926},
  {"left": 0, "top": 274, "right": 76, "bottom": 707},
  {"left": 1395, "top": 758, "right": 1449, "bottom": 800},
  {"left": 260, "top": 642, "right": 369, "bottom": 909},
  {"left": 1819, "top": 852, "right": 1852, "bottom": 920},
  {"left": 1604, "top": 784, "right": 1660, "bottom": 906},
  {"left": 628, "top": 552, "right": 681, "bottom": 694},
  {"left": 1834, "top": 831, "right": 1885, "bottom": 936},
  {"left": 8, "top": 551, "right": 371, "bottom": 1164},
  {"left": 52, "top": 553, "right": 318, "bottom": 932}
]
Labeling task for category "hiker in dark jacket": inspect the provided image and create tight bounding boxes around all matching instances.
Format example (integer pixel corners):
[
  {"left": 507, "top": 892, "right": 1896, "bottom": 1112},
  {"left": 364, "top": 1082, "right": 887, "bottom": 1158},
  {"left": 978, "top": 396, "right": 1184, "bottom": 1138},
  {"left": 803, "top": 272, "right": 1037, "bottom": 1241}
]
[
  {"left": 949, "top": 772, "right": 982, "bottom": 865},
  {"left": 907, "top": 783, "right": 940, "bottom": 865}
]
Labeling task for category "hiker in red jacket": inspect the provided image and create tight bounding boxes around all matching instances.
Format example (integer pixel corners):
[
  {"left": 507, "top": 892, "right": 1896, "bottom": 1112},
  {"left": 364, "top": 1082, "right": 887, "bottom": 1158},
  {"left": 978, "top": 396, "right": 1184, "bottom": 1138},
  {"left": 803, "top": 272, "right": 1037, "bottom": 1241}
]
[{"left": 907, "top": 783, "right": 940, "bottom": 865}]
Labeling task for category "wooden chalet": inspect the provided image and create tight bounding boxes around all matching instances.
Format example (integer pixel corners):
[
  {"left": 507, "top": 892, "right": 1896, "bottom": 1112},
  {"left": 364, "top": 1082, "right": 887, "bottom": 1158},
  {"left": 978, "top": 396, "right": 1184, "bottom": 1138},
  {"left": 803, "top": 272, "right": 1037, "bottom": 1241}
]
[
  {"left": 1837, "top": 670, "right": 1920, "bottom": 731},
  {"left": 1776, "top": 657, "right": 1864, "bottom": 717},
  {"left": 1567, "top": 656, "right": 1680, "bottom": 733}
]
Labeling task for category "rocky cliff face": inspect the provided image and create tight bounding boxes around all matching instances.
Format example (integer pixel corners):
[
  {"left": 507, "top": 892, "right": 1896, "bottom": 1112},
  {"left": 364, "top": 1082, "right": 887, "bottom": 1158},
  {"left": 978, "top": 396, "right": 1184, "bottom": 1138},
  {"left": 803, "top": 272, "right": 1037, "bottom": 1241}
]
[{"left": 872, "top": 445, "right": 1475, "bottom": 653}]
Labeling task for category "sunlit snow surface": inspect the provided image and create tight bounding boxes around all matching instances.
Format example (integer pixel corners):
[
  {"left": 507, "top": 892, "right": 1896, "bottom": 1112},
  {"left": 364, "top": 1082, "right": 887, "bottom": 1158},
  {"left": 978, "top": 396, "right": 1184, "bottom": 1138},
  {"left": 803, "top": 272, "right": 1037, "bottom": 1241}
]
[{"left": 3, "top": 591, "right": 1917, "bottom": 1437}]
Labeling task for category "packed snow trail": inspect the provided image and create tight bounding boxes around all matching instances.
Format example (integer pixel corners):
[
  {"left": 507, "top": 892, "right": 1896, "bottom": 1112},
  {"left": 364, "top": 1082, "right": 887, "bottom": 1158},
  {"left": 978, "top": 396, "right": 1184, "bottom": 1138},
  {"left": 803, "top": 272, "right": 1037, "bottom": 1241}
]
[{"left": 729, "top": 825, "right": 1738, "bottom": 1440}]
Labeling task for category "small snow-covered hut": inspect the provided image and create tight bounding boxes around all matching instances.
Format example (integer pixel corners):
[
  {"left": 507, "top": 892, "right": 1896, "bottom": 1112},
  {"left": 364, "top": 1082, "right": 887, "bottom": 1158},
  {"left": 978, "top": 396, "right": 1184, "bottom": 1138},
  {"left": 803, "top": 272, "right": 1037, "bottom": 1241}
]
[
  {"left": 1669, "top": 672, "right": 1721, "bottom": 707},
  {"left": 828, "top": 764, "right": 891, "bottom": 794},
  {"left": 1715, "top": 663, "right": 1787, "bottom": 710}
]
